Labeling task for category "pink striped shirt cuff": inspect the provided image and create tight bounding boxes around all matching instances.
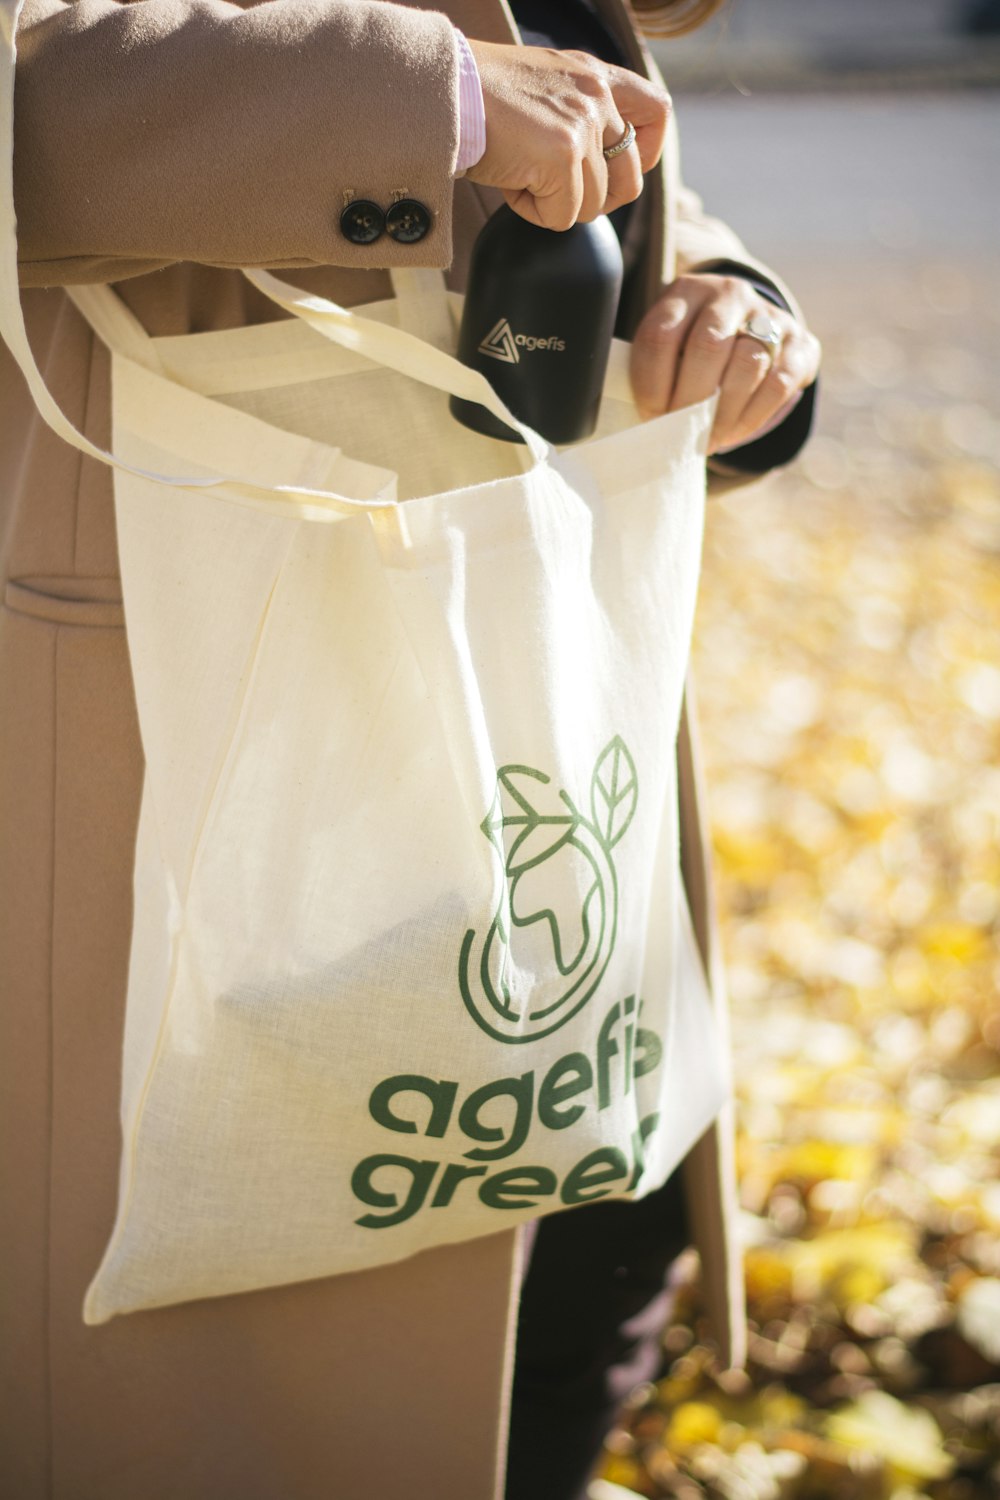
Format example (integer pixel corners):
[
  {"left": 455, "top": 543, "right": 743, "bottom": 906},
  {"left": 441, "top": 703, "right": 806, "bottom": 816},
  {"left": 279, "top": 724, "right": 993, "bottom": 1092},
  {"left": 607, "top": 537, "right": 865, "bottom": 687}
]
[{"left": 454, "top": 29, "right": 487, "bottom": 175}]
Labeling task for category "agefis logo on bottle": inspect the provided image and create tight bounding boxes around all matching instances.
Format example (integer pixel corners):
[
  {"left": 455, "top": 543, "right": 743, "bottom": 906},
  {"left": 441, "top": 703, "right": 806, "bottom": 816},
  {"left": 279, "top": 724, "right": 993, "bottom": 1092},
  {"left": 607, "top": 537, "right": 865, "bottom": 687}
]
[{"left": 478, "top": 317, "right": 567, "bottom": 364}]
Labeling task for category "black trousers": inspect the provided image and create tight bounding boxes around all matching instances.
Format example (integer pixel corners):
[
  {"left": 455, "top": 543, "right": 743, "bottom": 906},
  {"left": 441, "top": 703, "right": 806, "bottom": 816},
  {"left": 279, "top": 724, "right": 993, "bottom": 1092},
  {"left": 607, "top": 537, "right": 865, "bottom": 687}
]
[{"left": 505, "top": 1168, "right": 689, "bottom": 1500}]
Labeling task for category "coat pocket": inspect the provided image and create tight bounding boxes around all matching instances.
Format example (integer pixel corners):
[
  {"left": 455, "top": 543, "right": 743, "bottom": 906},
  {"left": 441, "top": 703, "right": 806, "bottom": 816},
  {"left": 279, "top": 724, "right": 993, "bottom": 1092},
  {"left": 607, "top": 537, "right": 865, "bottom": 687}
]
[
  {"left": 0, "top": 565, "right": 142, "bottom": 1433},
  {"left": 3, "top": 576, "right": 124, "bottom": 629}
]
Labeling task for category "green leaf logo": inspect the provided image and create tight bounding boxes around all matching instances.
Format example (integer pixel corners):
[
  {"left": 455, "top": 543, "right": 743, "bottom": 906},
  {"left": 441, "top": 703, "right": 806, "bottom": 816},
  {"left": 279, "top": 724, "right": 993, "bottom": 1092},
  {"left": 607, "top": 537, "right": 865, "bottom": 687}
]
[
  {"left": 591, "top": 736, "right": 638, "bottom": 851},
  {"left": 492, "top": 766, "right": 576, "bottom": 877},
  {"left": 459, "top": 736, "right": 638, "bottom": 1044}
]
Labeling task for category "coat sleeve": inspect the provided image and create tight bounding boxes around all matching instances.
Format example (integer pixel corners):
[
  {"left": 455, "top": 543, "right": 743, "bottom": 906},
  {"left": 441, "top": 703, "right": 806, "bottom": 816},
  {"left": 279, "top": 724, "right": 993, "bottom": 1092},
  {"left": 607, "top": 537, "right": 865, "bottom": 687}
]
[{"left": 14, "top": 0, "right": 462, "bottom": 286}]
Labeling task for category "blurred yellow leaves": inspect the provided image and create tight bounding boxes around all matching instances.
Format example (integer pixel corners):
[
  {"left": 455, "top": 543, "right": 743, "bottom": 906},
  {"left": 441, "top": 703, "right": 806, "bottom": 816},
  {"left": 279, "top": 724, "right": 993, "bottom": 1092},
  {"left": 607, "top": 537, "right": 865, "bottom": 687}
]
[
  {"left": 595, "top": 263, "right": 1000, "bottom": 1500},
  {"left": 664, "top": 1401, "right": 725, "bottom": 1453},
  {"left": 919, "top": 924, "right": 993, "bottom": 966},
  {"left": 745, "top": 1224, "right": 918, "bottom": 1308},
  {"left": 954, "top": 1278, "right": 1000, "bottom": 1365},
  {"left": 824, "top": 1392, "right": 953, "bottom": 1483}
]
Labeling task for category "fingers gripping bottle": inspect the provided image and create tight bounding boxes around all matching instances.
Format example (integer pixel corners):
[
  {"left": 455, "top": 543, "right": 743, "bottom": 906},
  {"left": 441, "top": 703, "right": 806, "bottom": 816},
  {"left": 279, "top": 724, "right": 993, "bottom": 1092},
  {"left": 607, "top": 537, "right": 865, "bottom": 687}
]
[{"left": 450, "top": 206, "right": 624, "bottom": 445}]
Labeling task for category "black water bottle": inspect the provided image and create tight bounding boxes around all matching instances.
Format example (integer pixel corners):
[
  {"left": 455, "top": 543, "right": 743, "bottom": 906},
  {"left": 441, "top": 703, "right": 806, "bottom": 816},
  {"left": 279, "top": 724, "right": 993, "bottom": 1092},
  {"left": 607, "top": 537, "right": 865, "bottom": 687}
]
[{"left": 450, "top": 206, "right": 624, "bottom": 445}]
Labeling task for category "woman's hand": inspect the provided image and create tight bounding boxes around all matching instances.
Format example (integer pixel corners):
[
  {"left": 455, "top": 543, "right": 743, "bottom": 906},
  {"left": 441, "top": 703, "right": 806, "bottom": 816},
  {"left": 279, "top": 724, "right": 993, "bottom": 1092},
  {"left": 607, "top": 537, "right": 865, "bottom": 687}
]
[
  {"left": 466, "top": 43, "right": 671, "bottom": 231},
  {"left": 630, "top": 273, "right": 822, "bottom": 453}
]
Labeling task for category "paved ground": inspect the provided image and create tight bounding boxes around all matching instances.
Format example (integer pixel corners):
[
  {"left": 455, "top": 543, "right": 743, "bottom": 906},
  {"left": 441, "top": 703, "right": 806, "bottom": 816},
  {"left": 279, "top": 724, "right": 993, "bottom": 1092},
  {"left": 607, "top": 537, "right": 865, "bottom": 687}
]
[
  {"left": 670, "top": 92, "right": 999, "bottom": 279},
  {"left": 668, "top": 85, "right": 1000, "bottom": 600},
  {"left": 647, "top": 9, "right": 1000, "bottom": 359},
  {"left": 651, "top": 0, "right": 1000, "bottom": 90},
  {"left": 668, "top": 88, "right": 1000, "bottom": 439}
]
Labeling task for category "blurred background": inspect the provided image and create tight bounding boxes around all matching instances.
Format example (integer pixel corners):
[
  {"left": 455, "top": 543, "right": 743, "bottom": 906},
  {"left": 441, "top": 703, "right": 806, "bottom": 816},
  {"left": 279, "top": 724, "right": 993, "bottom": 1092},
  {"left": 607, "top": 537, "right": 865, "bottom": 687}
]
[{"left": 594, "top": 4, "right": 1000, "bottom": 1498}]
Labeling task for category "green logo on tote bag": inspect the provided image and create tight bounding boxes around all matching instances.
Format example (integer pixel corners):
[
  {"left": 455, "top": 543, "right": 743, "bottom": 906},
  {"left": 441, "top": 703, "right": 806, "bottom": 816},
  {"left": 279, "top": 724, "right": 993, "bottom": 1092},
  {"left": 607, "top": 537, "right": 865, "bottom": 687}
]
[{"left": 458, "top": 736, "right": 638, "bottom": 1044}]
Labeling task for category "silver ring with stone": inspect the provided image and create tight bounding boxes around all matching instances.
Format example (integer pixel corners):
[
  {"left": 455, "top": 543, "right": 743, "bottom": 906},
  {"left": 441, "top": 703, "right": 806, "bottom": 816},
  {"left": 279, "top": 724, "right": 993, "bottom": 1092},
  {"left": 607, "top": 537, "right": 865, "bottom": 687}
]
[
  {"left": 740, "top": 312, "right": 783, "bottom": 354},
  {"left": 603, "top": 121, "right": 637, "bottom": 160}
]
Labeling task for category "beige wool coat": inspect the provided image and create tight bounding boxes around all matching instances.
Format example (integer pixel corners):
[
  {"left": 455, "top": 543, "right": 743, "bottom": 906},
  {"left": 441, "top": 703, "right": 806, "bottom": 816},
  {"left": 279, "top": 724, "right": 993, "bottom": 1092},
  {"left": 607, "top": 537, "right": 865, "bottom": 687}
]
[{"left": 1, "top": 2, "right": 797, "bottom": 1495}]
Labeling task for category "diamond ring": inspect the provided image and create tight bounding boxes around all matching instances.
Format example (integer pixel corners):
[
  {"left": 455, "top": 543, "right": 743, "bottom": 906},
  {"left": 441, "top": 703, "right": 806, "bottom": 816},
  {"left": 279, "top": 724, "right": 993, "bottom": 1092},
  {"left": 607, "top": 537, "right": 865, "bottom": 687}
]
[{"left": 603, "top": 122, "right": 637, "bottom": 160}]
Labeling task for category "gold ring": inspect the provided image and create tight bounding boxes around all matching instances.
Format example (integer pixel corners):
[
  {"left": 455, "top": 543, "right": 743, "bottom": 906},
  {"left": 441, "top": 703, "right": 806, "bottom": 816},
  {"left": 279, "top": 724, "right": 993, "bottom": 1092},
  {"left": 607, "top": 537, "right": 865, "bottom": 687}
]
[{"left": 603, "top": 121, "right": 636, "bottom": 160}]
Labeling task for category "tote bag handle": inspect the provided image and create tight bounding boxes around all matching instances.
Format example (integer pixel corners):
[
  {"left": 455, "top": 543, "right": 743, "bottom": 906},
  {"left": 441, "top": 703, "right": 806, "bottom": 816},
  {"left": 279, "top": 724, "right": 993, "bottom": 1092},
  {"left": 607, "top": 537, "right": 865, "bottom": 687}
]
[
  {"left": 239, "top": 266, "right": 548, "bottom": 466},
  {"left": 0, "top": 0, "right": 548, "bottom": 517}
]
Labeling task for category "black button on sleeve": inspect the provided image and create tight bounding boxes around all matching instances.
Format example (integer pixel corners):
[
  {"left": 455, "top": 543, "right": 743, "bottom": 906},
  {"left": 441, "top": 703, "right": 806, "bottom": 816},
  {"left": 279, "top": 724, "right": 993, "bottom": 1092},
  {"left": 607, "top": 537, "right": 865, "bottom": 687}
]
[
  {"left": 385, "top": 199, "right": 432, "bottom": 245},
  {"left": 340, "top": 200, "right": 385, "bottom": 245}
]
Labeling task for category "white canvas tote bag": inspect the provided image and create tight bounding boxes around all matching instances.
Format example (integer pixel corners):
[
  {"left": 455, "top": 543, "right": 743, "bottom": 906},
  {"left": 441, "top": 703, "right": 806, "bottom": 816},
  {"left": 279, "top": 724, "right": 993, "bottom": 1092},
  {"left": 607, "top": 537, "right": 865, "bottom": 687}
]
[{"left": 2, "top": 0, "right": 730, "bottom": 1324}]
